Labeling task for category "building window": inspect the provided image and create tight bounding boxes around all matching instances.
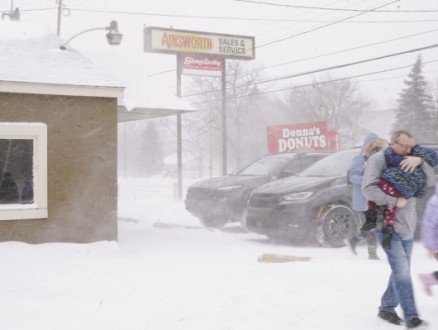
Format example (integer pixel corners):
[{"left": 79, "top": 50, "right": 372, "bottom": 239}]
[{"left": 0, "top": 123, "right": 47, "bottom": 220}]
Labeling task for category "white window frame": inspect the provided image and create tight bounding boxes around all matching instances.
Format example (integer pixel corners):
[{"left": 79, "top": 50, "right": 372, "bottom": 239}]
[{"left": 0, "top": 122, "right": 48, "bottom": 220}]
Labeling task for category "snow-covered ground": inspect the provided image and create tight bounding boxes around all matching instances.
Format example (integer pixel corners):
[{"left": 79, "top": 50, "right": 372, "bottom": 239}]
[{"left": 1, "top": 177, "right": 437, "bottom": 330}]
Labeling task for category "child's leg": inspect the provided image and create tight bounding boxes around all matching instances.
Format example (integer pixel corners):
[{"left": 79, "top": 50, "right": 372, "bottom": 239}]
[
  {"left": 383, "top": 205, "right": 396, "bottom": 226},
  {"left": 377, "top": 179, "right": 401, "bottom": 227}
]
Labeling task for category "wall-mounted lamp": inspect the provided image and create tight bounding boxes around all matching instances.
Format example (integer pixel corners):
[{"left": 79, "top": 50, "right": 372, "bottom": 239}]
[{"left": 59, "top": 20, "right": 122, "bottom": 50}]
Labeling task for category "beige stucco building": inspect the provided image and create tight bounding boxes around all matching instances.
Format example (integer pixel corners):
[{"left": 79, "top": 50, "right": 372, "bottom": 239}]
[{"left": 0, "top": 22, "right": 124, "bottom": 243}]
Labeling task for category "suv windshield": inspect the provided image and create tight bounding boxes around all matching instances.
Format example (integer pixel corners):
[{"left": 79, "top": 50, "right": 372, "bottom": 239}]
[
  {"left": 298, "top": 149, "right": 359, "bottom": 177},
  {"left": 233, "top": 155, "right": 293, "bottom": 176}
]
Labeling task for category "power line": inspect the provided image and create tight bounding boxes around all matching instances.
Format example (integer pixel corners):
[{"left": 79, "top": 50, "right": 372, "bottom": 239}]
[
  {"left": 262, "top": 27, "right": 438, "bottom": 70},
  {"left": 145, "top": 69, "right": 175, "bottom": 78},
  {"left": 68, "top": 7, "right": 319, "bottom": 22},
  {"left": 63, "top": 7, "right": 438, "bottom": 23},
  {"left": 187, "top": 59, "right": 438, "bottom": 104},
  {"left": 260, "top": 61, "right": 438, "bottom": 96},
  {"left": 356, "top": 68, "right": 438, "bottom": 84},
  {"left": 182, "top": 44, "right": 438, "bottom": 98},
  {"left": 7, "top": 7, "right": 57, "bottom": 12},
  {"left": 258, "top": 0, "right": 400, "bottom": 48},
  {"left": 13, "top": 6, "right": 438, "bottom": 23},
  {"left": 142, "top": 3, "right": 436, "bottom": 80},
  {"left": 232, "top": 44, "right": 438, "bottom": 89},
  {"left": 234, "top": 0, "right": 438, "bottom": 13}
]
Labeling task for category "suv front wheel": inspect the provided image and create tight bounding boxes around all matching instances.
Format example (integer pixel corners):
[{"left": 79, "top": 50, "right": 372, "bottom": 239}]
[{"left": 316, "top": 204, "right": 358, "bottom": 248}]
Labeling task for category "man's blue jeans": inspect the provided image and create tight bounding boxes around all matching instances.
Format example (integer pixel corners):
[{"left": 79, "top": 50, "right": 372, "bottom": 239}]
[{"left": 375, "top": 230, "right": 418, "bottom": 321}]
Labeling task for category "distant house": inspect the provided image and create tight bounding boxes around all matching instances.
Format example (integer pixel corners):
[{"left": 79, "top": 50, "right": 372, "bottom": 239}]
[{"left": 0, "top": 22, "right": 124, "bottom": 243}]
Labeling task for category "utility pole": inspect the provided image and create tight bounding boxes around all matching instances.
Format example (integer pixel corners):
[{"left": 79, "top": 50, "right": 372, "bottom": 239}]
[
  {"left": 221, "top": 58, "right": 227, "bottom": 175},
  {"left": 56, "top": 0, "right": 63, "bottom": 36},
  {"left": 176, "top": 55, "right": 183, "bottom": 200}
]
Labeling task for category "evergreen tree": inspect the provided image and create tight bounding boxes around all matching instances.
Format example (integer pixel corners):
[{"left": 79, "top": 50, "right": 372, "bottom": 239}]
[{"left": 393, "top": 55, "right": 435, "bottom": 141}]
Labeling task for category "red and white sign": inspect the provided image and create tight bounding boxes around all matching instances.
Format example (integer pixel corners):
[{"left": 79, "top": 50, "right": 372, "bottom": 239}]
[
  {"left": 266, "top": 121, "right": 339, "bottom": 154},
  {"left": 182, "top": 56, "right": 222, "bottom": 77}
]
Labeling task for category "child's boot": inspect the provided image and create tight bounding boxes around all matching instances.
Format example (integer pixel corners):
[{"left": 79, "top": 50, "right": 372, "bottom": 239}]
[{"left": 361, "top": 209, "right": 377, "bottom": 232}]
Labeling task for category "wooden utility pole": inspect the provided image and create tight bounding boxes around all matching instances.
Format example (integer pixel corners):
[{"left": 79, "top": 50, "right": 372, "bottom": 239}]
[
  {"left": 56, "top": 0, "right": 63, "bottom": 36},
  {"left": 221, "top": 58, "right": 227, "bottom": 175},
  {"left": 176, "top": 55, "right": 183, "bottom": 200}
]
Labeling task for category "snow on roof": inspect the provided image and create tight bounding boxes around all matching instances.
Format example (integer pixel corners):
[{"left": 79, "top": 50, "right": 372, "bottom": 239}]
[
  {"left": 118, "top": 82, "right": 198, "bottom": 121},
  {"left": 0, "top": 21, "right": 124, "bottom": 98},
  {"left": 77, "top": 51, "right": 199, "bottom": 121},
  {"left": 0, "top": 20, "right": 198, "bottom": 119}
]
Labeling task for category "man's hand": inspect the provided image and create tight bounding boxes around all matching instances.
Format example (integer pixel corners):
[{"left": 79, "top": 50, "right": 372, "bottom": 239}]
[
  {"left": 395, "top": 197, "right": 408, "bottom": 208},
  {"left": 400, "top": 156, "right": 422, "bottom": 173}
]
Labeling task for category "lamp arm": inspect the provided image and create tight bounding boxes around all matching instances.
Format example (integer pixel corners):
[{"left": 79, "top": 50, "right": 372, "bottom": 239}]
[{"left": 59, "top": 26, "right": 109, "bottom": 50}]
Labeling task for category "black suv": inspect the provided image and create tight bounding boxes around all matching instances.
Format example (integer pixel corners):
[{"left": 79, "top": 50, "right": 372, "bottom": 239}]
[
  {"left": 185, "top": 152, "right": 329, "bottom": 229},
  {"left": 244, "top": 145, "right": 438, "bottom": 247}
]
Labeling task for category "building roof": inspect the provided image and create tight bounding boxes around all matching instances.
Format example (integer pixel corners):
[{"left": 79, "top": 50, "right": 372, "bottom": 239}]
[
  {"left": 0, "top": 20, "right": 198, "bottom": 121},
  {"left": 0, "top": 21, "right": 124, "bottom": 98}
]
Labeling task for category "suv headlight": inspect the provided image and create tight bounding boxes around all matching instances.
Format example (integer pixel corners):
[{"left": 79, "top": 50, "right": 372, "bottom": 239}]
[
  {"left": 217, "top": 185, "right": 242, "bottom": 191},
  {"left": 283, "top": 192, "right": 313, "bottom": 201}
]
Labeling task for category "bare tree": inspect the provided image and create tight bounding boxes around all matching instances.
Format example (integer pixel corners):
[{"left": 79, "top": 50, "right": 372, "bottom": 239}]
[
  {"left": 182, "top": 77, "right": 222, "bottom": 177},
  {"left": 282, "top": 73, "right": 373, "bottom": 148},
  {"left": 184, "top": 60, "right": 279, "bottom": 175}
]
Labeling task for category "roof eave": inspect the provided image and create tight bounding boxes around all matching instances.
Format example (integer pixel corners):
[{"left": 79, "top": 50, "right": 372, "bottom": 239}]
[
  {"left": 117, "top": 105, "right": 197, "bottom": 122},
  {"left": 0, "top": 81, "right": 124, "bottom": 98}
]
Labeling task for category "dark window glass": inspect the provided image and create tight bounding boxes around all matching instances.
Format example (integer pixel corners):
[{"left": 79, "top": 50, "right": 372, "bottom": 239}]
[{"left": 0, "top": 139, "right": 33, "bottom": 204}]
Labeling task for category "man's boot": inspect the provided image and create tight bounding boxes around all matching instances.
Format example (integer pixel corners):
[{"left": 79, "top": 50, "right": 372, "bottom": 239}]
[{"left": 368, "top": 250, "right": 380, "bottom": 260}]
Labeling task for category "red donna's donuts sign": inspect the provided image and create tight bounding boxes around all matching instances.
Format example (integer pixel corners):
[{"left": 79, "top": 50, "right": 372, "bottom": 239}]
[{"left": 266, "top": 121, "right": 340, "bottom": 153}]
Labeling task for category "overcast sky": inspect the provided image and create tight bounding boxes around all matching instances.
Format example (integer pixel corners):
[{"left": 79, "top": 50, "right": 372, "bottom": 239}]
[{"left": 8, "top": 0, "right": 438, "bottom": 110}]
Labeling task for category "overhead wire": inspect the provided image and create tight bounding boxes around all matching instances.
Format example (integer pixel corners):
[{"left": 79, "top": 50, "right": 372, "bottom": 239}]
[
  {"left": 143, "top": 0, "right": 358, "bottom": 79},
  {"left": 181, "top": 44, "right": 438, "bottom": 98},
  {"left": 143, "top": 0, "right": 428, "bottom": 83},
  {"left": 186, "top": 59, "right": 438, "bottom": 105},
  {"left": 257, "top": 0, "right": 400, "bottom": 48},
  {"left": 15, "top": 4, "right": 437, "bottom": 24},
  {"left": 150, "top": 31, "right": 438, "bottom": 91},
  {"left": 14, "top": 2, "right": 438, "bottom": 101},
  {"left": 263, "top": 28, "right": 438, "bottom": 69},
  {"left": 234, "top": 0, "right": 438, "bottom": 13},
  {"left": 11, "top": 7, "right": 57, "bottom": 12}
]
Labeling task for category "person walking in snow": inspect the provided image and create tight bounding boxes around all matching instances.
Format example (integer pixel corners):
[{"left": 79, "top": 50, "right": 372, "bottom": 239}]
[
  {"left": 419, "top": 182, "right": 438, "bottom": 296},
  {"left": 347, "top": 133, "right": 386, "bottom": 260},
  {"left": 362, "top": 129, "right": 435, "bottom": 330},
  {"left": 360, "top": 143, "right": 437, "bottom": 245}
]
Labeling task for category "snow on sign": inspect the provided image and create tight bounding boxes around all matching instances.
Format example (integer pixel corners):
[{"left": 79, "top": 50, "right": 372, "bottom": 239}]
[
  {"left": 144, "top": 26, "right": 255, "bottom": 60},
  {"left": 182, "top": 56, "right": 222, "bottom": 77},
  {"left": 266, "top": 121, "right": 340, "bottom": 154}
]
